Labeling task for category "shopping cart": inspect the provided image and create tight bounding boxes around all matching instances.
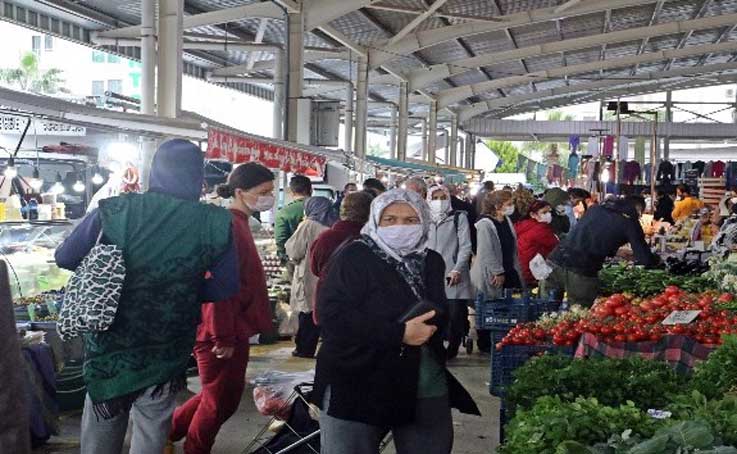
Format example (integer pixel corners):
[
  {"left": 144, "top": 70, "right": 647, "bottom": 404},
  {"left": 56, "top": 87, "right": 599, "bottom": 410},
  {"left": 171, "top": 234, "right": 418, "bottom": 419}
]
[{"left": 244, "top": 383, "right": 393, "bottom": 454}]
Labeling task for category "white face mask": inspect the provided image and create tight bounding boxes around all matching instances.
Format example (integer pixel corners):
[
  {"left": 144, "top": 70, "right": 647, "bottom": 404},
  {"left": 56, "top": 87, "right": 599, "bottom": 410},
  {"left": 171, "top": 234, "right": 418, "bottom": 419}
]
[
  {"left": 377, "top": 224, "right": 424, "bottom": 254},
  {"left": 502, "top": 205, "right": 515, "bottom": 216},
  {"left": 538, "top": 212, "right": 553, "bottom": 224},
  {"left": 246, "top": 195, "right": 275, "bottom": 212},
  {"left": 429, "top": 199, "right": 450, "bottom": 219}
]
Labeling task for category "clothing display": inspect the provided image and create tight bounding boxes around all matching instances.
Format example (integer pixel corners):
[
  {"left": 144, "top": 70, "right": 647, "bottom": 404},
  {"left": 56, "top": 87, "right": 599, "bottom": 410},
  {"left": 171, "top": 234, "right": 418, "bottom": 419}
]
[
  {"left": 618, "top": 136, "right": 629, "bottom": 160},
  {"left": 587, "top": 136, "right": 600, "bottom": 157},
  {"left": 623, "top": 161, "right": 642, "bottom": 185},
  {"left": 712, "top": 160, "right": 726, "bottom": 177},
  {"left": 656, "top": 160, "right": 675, "bottom": 184},
  {"left": 568, "top": 153, "right": 580, "bottom": 177},
  {"left": 693, "top": 160, "right": 706, "bottom": 176},
  {"left": 634, "top": 138, "right": 646, "bottom": 164},
  {"left": 602, "top": 135, "right": 615, "bottom": 158},
  {"left": 569, "top": 135, "right": 580, "bottom": 153}
]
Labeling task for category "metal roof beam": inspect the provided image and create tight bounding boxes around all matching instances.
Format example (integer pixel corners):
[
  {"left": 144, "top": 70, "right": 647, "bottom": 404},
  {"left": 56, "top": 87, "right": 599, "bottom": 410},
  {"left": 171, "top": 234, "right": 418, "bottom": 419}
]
[
  {"left": 386, "top": 0, "right": 451, "bottom": 47},
  {"left": 211, "top": 49, "right": 351, "bottom": 76},
  {"left": 365, "top": 5, "right": 505, "bottom": 24},
  {"left": 96, "top": 2, "right": 284, "bottom": 39},
  {"left": 630, "top": 0, "right": 664, "bottom": 76},
  {"left": 405, "top": 12, "right": 737, "bottom": 91},
  {"left": 369, "top": 0, "right": 658, "bottom": 69},
  {"left": 697, "top": 24, "right": 737, "bottom": 66},
  {"left": 663, "top": 0, "right": 713, "bottom": 71},
  {"left": 458, "top": 61, "right": 737, "bottom": 122}
]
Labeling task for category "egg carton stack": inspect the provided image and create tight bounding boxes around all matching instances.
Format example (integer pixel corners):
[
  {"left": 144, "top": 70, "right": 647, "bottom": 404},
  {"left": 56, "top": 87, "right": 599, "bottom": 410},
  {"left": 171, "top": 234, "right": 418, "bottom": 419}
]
[{"left": 262, "top": 254, "right": 285, "bottom": 280}]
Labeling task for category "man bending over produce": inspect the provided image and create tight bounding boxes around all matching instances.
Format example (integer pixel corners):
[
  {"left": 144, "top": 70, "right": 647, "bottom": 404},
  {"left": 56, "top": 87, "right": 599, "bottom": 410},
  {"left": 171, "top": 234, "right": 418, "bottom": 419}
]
[{"left": 544, "top": 196, "right": 660, "bottom": 307}]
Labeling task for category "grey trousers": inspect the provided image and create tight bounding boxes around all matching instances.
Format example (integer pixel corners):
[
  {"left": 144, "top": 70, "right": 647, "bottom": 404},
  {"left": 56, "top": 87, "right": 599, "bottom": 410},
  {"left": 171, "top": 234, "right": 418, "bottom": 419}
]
[
  {"left": 320, "top": 388, "right": 453, "bottom": 454},
  {"left": 80, "top": 383, "right": 177, "bottom": 454}
]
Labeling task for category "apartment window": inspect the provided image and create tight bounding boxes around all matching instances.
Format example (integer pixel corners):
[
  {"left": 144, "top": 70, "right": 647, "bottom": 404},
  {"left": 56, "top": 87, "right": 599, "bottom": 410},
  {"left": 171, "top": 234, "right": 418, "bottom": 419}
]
[
  {"left": 31, "top": 36, "right": 41, "bottom": 54},
  {"left": 107, "top": 79, "right": 123, "bottom": 94},
  {"left": 107, "top": 54, "right": 121, "bottom": 64},
  {"left": 129, "top": 72, "right": 141, "bottom": 89},
  {"left": 92, "top": 51, "right": 105, "bottom": 63},
  {"left": 44, "top": 35, "right": 53, "bottom": 51},
  {"left": 91, "top": 80, "right": 105, "bottom": 97}
]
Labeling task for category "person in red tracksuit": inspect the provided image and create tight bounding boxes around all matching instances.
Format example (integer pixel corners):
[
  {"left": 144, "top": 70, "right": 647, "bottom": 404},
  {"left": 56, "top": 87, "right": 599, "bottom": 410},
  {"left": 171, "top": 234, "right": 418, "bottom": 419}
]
[
  {"left": 515, "top": 200, "right": 560, "bottom": 287},
  {"left": 168, "top": 163, "right": 275, "bottom": 454}
]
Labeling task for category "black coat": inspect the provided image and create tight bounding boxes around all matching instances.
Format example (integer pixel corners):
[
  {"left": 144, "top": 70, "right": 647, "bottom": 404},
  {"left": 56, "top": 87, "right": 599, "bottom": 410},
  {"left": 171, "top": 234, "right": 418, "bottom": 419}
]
[
  {"left": 654, "top": 195, "right": 675, "bottom": 224},
  {"left": 549, "top": 201, "right": 659, "bottom": 277},
  {"left": 312, "top": 241, "right": 480, "bottom": 427},
  {"left": 451, "top": 195, "right": 477, "bottom": 252}
]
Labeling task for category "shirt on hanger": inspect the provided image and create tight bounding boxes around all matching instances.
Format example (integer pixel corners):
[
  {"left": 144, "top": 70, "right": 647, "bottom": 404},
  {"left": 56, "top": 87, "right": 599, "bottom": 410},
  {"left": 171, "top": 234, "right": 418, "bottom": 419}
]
[
  {"left": 693, "top": 161, "right": 706, "bottom": 176},
  {"left": 602, "top": 135, "right": 615, "bottom": 158},
  {"left": 587, "top": 136, "right": 600, "bottom": 157},
  {"left": 618, "top": 136, "right": 629, "bottom": 161},
  {"left": 713, "top": 160, "right": 726, "bottom": 178},
  {"left": 568, "top": 153, "right": 580, "bottom": 177},
  {"left": 657, "top": 160, "right": 675, "bottom": 184},
  {"left": 569, "top": 135, "right": 580, "bottom": 153},
  {"left": 634, "top": 138, "right": 646, "bottom": 165}
]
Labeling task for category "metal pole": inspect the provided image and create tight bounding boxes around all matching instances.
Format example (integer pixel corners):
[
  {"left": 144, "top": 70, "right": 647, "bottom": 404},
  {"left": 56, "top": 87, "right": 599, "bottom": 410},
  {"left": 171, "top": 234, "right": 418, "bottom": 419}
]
[
  {"left": 443, "top": 129, "right": 449, "bottom": 166},
  {"left": 450, "top": 118, "right": 458, "bottom": 167},
  {"left": 354, "top": 56, "right": 369, "bottom": 158},
  {"left": 616, "top": 100, "right": 621, "bottom": 183},
  {"left": 397, "top": 81, "right": 409, "bottom": 161},
  {"left": 141, "top": 0, "right": 156, "bottom": 116},
  {"left": 286, "top": 12, "right": 304, "bottom": 143},
  {"left": 421, "top": 118, "right": 428, "bottom": 162},
  {"left": 156, "top": 0, "right": 183, "bottom": 119},
  {"left": 389, "top": 106, "right": 397, "bottom": 160},
  {"left": 459, "top": 134, "right": 466, "bottom": 169},
  {"left": 273, "top": 50, "right": 286, "bottom": 140},
  {"left": 650, "top": 112, "right": 658, "bottom": 208},
  {"left": 344, "top": 82, "right": 353, "bottom": 152},
  {"left": 664, "top": 90, "right": 672, "bottom": 160},
  {"left": 428, "top": 100, "right": 438, "bottom": 164}
]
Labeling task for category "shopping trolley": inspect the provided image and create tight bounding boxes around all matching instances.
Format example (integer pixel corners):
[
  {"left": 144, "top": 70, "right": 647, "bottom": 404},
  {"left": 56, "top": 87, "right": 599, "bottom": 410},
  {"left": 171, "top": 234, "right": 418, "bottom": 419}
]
[{"left": 244, "top": 383, "right": 393, "bottom": 454}]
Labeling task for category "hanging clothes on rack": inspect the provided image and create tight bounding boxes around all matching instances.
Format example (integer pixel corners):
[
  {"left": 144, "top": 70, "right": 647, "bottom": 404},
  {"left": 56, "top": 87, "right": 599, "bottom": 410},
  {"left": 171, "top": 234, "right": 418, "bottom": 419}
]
[
  {"left": 657, "top": 160, "right": 675, "bottom": 184},
  {"left": 693, "top": 160, "right": 706, "bottom": 176},
  {"left": 623, "top": 161, "right": 642, "bottom": 185},
  {"left": 602, "top": 135, "right": 615, "bottom": 158},
  {"left": 587, "top": 136, "right": 600, "bottom": 157},
  {"left": 713, "top": 160, "right": 726, "bottom": 178},
  {"left": 704, "top": 161, "right": 714, "bottom": 179},
  {"left": 634, "top": 138, "right": 646, "bottom": 165},
  {"left": 568, "top": 152, "right": 580, "bottom": 178},
  {"left": 725, "top": 162, "right": 737, "bottom": 190},
  {"left": 569, "top": 135, "right": 580, "bottom": 153},
  {"left": 618, "top": 136, "right": 629, "bottom": 160}
]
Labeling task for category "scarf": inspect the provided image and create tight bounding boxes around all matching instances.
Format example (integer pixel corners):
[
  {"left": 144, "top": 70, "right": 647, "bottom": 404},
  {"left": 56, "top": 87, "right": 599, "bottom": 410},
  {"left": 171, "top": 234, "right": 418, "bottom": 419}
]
[{"left": 305, "top": 196, "right": 337, "bottom": 227}]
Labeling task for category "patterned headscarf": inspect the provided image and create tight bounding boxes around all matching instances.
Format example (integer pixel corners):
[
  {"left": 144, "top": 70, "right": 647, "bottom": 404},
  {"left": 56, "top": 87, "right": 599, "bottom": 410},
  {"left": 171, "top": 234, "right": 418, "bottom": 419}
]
[
  {"left": 304, "top": 196, "right": 337, "bottom": 227},
  {"left": 427, "top": 184, "right": 453, "bottom": 220},
  {"left": 360, "top": 189, "right": 430, "bottom": 298}
]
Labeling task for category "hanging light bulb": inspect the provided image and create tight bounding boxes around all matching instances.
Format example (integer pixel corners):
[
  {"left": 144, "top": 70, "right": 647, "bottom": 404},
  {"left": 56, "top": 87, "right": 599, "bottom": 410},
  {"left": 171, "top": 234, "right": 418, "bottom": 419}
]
[
  {"left": 30, "top": 167, "right": 43, "bottom": 191},
  {"left": 73, "top": 180, "right": 85, "bottom": 193},
  {"left": 51, "top": 172, "right": 65, "bottom": 195},
  {"left": 4, "top": 157, "right": 17, "bottom": 179},
  {"left": 92, "top": 170, "right": 104, "bottom": 185}
]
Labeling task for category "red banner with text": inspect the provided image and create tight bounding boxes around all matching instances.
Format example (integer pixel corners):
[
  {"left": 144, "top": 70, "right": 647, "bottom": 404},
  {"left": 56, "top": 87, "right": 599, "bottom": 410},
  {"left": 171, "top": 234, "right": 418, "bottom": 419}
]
[{"left": 206, "top": 128, "right": 326, "bottom": 176}]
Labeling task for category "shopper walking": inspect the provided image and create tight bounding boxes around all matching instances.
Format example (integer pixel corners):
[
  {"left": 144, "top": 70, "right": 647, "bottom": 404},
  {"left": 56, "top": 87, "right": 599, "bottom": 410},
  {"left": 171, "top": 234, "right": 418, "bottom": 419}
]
[
  {"left": 275, "top": 175, "right": 313, "bottom": 264},
  {"left": 55, "top": 139, "right": 236, "bottom": 454},
  {"left": 672, "top": 184, "right": 704, "bottom": 222},
  {"left": 286, "top": 196, "right": 335, "bottom": 358},
  {"left": 545, "top": 196, "right": 659, "bottom": 307},
  {"left": 542, "top": 187, "right": 571, "bottom": 237},
  {"left": 168, "top": 163, "right": 275, "bottom": 454},
  {"left": 515, "top": 200, "right": 559, "bottom": 287},
  {"left": 314, "top": 189, "right": 479, "bottom": 454},
  {"left": 510, "top": 185, "right": 535, "bottom": 223},
  {"left": 653, "top": 190, "right": 675, "bottom": 224},
  {"left": 311, "top": 190, "right": 374, "bottom": 324},
  {"left": 405, "top": 176, "right": 429, "bottom": 199},
  {"left": 470, "top": 190, "right": 525, "bottom": 352},
  {"left": 425, "top": 184, "right": 474, "bottom": 359},
  {"left": 362, "top": 177, "right": 387, "bottom": 197}
]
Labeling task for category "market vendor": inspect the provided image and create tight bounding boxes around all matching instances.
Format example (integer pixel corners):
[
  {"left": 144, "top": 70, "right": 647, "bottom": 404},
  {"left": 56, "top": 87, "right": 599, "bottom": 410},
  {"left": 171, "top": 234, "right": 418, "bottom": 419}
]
[
  {"left": 545, "top": 196, "right": 660, "bottom": 307},
  {"left": 672, "top": 184, "right": 704, "bottom": 222},
  {"left": 274, "top": 175, "right": 312, "bottom": 265}
]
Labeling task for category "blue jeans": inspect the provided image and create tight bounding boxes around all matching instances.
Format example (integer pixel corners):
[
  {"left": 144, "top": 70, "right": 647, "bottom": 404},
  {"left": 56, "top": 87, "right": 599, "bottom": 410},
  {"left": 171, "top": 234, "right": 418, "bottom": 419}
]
[
  {"left": 80, "top": 382, "right": 177, "bottom": 454},
  {"left": 320, "top": 387, "right": 453, "bottom": 454}
]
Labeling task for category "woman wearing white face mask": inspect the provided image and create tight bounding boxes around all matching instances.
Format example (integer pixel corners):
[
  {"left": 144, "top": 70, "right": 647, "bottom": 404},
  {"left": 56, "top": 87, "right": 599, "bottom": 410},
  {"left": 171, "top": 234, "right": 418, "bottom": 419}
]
[
  {"left": 470, "top": 190, "right": 525, "bottom": 352},
  {"left": 515, "top": 200, "right": 560, "bottom": 288},
  {"left": 313, "top": 189, "right": 479, "bottom": 454},
  {"left": 169, "top": 163, "right": 275, "bottom": 454},
  {"left": 426, "top": 185, "right": 474, "bottom": 359}
]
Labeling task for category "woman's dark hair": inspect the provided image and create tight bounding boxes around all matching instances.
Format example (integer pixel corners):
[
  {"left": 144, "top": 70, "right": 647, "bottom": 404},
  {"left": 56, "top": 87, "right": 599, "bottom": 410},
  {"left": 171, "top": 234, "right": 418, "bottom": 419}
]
[
  {"left": 677, "top": 184, "right": 690, "bottom": 195},
  {"left": 568, "top": 188, "right": 591, "bottom": 200},
  {"left": 363, "top": 178, "right": 387, "bottom": 194},
  {"left": 289, "top": 175, "right": 313, "bottom": 196},
  {"left": 216, "top": 162, "right": 274, "bottom": 198},
  {"left": 340, "top": 191, "right": 374, "bottom": 223},
  {"left": 481, "top": 190, "right": 513, "bottom": 217}
]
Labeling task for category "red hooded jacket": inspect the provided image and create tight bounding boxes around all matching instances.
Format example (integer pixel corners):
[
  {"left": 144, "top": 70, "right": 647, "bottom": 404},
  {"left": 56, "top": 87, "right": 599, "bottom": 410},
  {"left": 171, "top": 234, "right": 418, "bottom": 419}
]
[
  {"left": 197, "top": 209, "right": 273, "bottom": 347},
  {"left": 515, "top": 218, "right": 559, "bottom": 285}
]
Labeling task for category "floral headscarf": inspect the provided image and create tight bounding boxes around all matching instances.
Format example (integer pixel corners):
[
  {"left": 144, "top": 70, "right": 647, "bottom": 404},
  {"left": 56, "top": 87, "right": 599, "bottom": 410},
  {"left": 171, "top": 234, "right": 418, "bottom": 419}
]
[{"left": 360, "top": 189, "right": 431, "bottom": 298}]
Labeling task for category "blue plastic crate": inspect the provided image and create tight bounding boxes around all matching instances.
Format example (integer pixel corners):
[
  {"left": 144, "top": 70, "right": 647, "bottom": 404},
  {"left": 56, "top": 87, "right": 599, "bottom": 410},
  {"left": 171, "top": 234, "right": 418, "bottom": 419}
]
[
  {"left": 476, "top": 291, "right": 562, "bottom": 331},
  {"left": 489, "top": 344, "right": 575, "bottom": 397},
  {"left": 499, "top": 403, "right": 508, "bottom": 444}
]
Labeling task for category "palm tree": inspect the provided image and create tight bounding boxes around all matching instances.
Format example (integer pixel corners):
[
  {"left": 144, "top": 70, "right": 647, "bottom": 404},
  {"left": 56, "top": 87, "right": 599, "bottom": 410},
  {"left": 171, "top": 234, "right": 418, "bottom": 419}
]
[{"left": 0, "top": 52, "right": 66, "bottom": 94}]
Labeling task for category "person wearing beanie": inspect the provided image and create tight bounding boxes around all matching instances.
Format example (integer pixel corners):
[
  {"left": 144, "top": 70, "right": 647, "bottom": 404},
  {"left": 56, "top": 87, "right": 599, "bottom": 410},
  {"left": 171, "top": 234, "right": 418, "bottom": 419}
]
[
  {"left": 169, "top": 163, "right": 275, "bottom": 454},
  {"left": 310, "top": 190, "right": 375, "bottom": 324},
  {"left": 514, "top": 200, "right": 559, "bottom": 287},
  {"left": 55, "top": 139, "right": 237, "bottom": 454},
  {"left": 542, "top": 187, "right": 571, "bottom": 237}
]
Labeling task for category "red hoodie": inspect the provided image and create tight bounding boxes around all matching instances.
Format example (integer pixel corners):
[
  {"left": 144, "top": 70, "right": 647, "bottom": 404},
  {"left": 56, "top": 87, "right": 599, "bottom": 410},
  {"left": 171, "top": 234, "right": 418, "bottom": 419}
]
[
  {"left": 515, "top": 218, "right": 559, "bottom": 285},
  {"left": 197, "top": 209, "right": 273, "bottom": 347}
]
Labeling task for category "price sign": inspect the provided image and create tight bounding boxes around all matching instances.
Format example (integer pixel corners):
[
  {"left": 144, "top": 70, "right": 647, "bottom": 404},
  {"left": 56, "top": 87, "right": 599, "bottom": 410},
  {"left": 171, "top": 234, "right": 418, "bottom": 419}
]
[{"left": 661, "top": 310, "right": 701, "bottom": 326}]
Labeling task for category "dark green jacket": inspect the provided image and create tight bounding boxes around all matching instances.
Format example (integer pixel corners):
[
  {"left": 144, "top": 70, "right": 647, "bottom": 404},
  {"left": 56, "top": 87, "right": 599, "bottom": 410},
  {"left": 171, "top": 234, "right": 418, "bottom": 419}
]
[
  {"left": 274, "top": 198, "right": 306, "bottom": 258},
  {"left": 86, "top": 192, "right": 232, "bottom": 405}
]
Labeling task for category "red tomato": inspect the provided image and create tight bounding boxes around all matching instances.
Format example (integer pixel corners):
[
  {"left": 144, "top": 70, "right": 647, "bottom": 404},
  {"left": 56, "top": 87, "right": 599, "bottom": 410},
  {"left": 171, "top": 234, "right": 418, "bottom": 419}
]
[{"left": 614, "top": 334, "right": 627, "bottom": 342}]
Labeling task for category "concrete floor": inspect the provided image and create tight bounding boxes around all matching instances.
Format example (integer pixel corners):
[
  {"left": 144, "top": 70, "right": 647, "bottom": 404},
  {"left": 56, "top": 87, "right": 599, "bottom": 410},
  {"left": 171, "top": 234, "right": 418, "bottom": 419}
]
[{"left": 38, "top": 341, "right": 500, "bottom": 454}]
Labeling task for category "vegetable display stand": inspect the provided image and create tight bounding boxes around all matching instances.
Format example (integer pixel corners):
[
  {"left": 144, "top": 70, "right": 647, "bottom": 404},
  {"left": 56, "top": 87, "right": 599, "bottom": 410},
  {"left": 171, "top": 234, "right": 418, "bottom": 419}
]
[
  {"left": 490, "top": 343, "right": 575, "bottom": 397},
  {"left": 475, "top": 290, "right": 563, "bottom": 331},
  {"left": 574, "top": 332, "right": 715, "bottom": 374}
]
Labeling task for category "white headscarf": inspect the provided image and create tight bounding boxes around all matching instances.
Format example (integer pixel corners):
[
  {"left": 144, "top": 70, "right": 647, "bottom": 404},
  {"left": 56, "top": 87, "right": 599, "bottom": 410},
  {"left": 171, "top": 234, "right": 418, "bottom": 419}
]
[
  {"left": 427, "top": 184, "right": 453, "bottom": 221},
  {"left": 361, "top": 188, "right": 431, "bottom": 261}
]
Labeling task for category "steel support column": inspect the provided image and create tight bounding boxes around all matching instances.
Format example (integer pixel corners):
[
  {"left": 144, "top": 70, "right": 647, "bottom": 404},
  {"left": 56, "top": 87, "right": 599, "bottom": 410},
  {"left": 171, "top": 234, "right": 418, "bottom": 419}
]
[
  {"left": 157, "top": 0, "right": 183, "bottom": 119},
  {"left": 141, "top": 0, "right": 156, "bottom": 115},
  {"left": 286, "top": 12, "right": 305, "bottom": 143},
  {"left": 354, "top": 56, "right": 369, "bottom": 158},
  {"left": 273, "top": 50, "right": 286, "bottom": 140},
  {"left": 421, "top": 119, "right": 428, "bottom": 161},
  {"left": 450, "top": 117, "right": 458, "bottom": 167},
  {"left": 390, "top": 107, "right": 397, "bottom": 160},
  {"left": 344, "top": 83, "right": 353, "bottom": 152},
  {"left": 664, "top": 90, "right": 672, "bottom": 160},
  {"left": 428, "top": 100, "right": 438, "bottom": 164},
  {"left": 397, "top": 81, "right": 409, "bottom": 161},
  {"left": 465, "top": 133, "right": 475, "bottom": 169},
  {"left": 459, "top": 134, "right": 466, "bottom": 169}
]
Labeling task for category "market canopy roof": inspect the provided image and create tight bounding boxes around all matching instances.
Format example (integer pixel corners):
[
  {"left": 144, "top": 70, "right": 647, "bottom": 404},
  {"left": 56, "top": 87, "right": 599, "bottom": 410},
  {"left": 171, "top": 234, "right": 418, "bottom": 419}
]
[
  {"left": 366, "top": 155, "right": 472, "bottom": 183},
  {"left": 5, "top": 0, "right": 737, "bottom": 128}
]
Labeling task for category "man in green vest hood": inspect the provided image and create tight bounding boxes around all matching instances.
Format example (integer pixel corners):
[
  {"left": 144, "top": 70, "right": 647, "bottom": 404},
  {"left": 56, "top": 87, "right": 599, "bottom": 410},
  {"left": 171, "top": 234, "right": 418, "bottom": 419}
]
[{"left": 56, "top": 139, "right": 237, "bottom": 454}]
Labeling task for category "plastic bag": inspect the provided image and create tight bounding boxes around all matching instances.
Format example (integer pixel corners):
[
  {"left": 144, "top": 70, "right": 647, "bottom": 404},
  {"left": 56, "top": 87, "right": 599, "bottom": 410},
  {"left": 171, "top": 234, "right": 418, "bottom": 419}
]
[
  {"left": 530, "top": 254, "right": 553, "bottom": 281},
  {"left": 251, "top": 370, "right": 315, "bottom": 419},
  {"left": 276, "top": 302, "right": 298, "bottom": 336}
]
